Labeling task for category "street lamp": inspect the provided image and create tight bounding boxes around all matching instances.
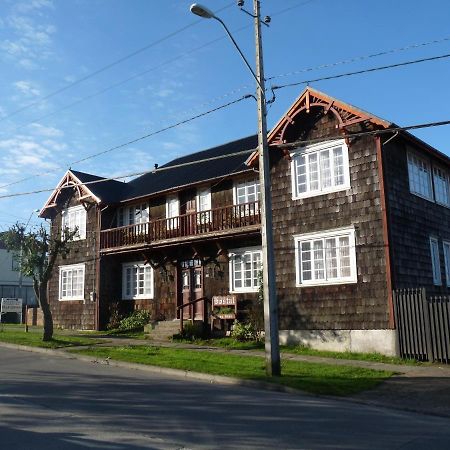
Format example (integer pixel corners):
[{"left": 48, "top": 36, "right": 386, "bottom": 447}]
[
  {"left": 190, "top": 1, "right": 280, "bottom": 376},
  {"left": 20, "top": 208, "right": 40, "bottom": 332}
]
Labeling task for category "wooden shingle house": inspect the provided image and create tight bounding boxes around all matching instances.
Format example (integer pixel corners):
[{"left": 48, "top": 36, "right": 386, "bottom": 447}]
[{"left": 40, "top": 87, "right": 450, "bottom": 356}]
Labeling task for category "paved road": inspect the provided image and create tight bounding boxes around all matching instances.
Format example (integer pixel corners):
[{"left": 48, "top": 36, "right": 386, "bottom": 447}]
[{"left": 1, "top": 347, "right": 450, "bottom": 449}]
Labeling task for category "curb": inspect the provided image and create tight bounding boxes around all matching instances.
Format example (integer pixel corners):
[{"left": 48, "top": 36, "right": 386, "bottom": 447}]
[{"left": 0, "top": 341, "right": 301, "bottom": 396}]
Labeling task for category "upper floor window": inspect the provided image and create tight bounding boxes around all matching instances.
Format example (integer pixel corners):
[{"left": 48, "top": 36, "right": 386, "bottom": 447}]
[
  {"left": 430, "top": 237, "right": 442, "bottom": 286},
  {"left": 291, "top": 140, "right": 350, "bottom": 200},
  {"left": 118, "top": 202, "right": 149, "bottom": 227},
  {"left": 433, "top": 166, "right": 450, "bottom": 207},
  {"left": 294, "top": 227, "right": 357, "bottom": 286},
  {"left": 166, "top": 194, "right": 179, "bottom": 229},
  {"left": 122, "top": 262, "right": 154, "bottom": 300},
  {"left": 229, "top": 247, "right": 262, "bottom": 293},
  {"left": 407, "top": 152, "right": 433, "bottom": 201},
  {"left": 61, "top": 205, "right": 86, "bottom": 240},
  {"left": 59, "top": 263, "right": 85, "bottom": 301},
  {"left": 234, "top": 179, "right": 260, "bottom": 205},
  {"left": 196, "top": 187, "right": 211, "bottom": 224}
]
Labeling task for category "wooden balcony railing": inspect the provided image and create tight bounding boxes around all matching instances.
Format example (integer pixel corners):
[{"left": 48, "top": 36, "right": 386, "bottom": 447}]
[{"left": 100, "top": 201, "right": 260, "bottom": 251}]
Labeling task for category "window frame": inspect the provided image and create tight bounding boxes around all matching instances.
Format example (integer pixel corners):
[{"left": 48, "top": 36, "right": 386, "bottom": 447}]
[
  {"left": 228, "top": 246, "right": 262, "bottom": 293},
  {"left": 196, "top": 187, "right": 212, "bottom": 224},
  {"left": 59, "top": 263, "right": 85, "bottom": 301},
  {"left": 122, "top": 262, "right": 154, "bottom": 300},
  {"left": 443, "top": 241, "right": 450, "bottom": 287},
  {"left": 233, "top": 179, "right": 260, "bottom": 205},
  {"left": 407, "top": 151, "right": 434, "bottom": 201},
  {"left": 61, "top": 205, "right": 86, "bottom": 240},
  {"left": 118, "top": 202, "right": 149, "bottom": 227},
  {"left": 166, "top": 194, "right": 180, "bottom": 229},
  {"left": 290, "top": 139, "right": 351, "bottom": 200},
  {"left": 294, "top": 226, "right": 357, "bottom": 287},
  {"left": 430, "top": 236, "right": 442, "bottom": 286},
  {"left": 432, "top": 165, "right": 450, "bottom": 207}
]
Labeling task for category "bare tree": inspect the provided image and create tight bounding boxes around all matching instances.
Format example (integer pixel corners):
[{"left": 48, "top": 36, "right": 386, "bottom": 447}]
[{"left": 3, "top": 224, "right": 76, "bottom": 341}]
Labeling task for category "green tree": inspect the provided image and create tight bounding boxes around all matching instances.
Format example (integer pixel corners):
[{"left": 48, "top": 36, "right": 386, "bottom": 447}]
[{"left": 3, "top": 223, "right": 76, "bottom": 341}]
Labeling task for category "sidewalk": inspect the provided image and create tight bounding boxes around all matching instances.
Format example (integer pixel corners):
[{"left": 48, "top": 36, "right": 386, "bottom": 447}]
[{"left": 70, "top": 334, "right": 450, "bottom": 418}]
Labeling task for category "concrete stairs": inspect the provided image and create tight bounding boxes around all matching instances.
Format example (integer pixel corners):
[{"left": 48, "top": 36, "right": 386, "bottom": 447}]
[{"left": 146, "top": 320, "right": 180, "bottom": 342}]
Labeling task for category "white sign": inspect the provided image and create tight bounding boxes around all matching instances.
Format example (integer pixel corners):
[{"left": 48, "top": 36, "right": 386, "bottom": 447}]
[{"left": 1, "top": 298, "right": 23, "bottom": 314}]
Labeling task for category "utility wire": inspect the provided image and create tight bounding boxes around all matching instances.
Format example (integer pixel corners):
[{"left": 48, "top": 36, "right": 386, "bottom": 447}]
[
  {"left": 8, "top": 34, "right": 449, "bottom": 137},
  {"left": 267, "top": 36, "right": 450, "bottom": 81},
  {"left": 272, "top": 53, "right": 450, "bottom": 90},
  {"left": 0, "top": 2, "right": 235, "bottom": 124},
  {"left": 1, "top": 119, "right": 450, "bottom": 201},
  {"left": 0, "top": 95, "right": 252, "bottom": 189}
]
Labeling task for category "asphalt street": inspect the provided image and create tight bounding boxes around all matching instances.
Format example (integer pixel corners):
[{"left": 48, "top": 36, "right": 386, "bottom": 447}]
[{"left": 1, "top": 347, "right": 450, "bottom": 449}]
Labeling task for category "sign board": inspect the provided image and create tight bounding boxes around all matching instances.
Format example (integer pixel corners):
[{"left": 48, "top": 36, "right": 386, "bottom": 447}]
[
  {"left": 212, "top": 295, "right": 237, "bottom": 306},
  {"left": 1, "top": 298, "right": 23, "bottom": 314}
]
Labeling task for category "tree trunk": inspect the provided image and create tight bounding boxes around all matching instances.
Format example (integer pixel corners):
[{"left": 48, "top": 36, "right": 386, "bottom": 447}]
[{"left": 38, "top": 282, "right": 53, "bottom": 341}]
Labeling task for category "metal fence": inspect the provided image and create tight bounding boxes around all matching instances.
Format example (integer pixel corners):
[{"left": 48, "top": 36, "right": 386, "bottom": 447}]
[{"left": 393, "top": 288, "right": 450, "bottom": 363}]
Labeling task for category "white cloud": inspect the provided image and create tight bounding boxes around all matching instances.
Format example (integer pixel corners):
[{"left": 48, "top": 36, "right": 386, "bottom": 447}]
[
  {"left": 0, "top": 2, "right": 56, "bottom": 69},
  {"left": 14, "top": 80, "right": 41, "bottom": 97},
  {"left": 28, "top": 123, "right": 63, "bottom": 137}
]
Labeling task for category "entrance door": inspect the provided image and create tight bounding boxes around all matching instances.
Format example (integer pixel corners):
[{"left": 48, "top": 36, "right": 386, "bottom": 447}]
[{"left": 180, "top": 259, "right": 204, "bottom": 320}]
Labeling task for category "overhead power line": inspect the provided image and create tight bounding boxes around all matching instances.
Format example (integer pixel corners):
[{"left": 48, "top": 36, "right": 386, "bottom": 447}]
[
  {"left": 0, "top": 2, "right": 235, "bottom": 124},
  {"left": 1, "top": 119, "right": 450, "bottom": 201},
  {"left": 267, "top": 36, "right": 450, "bottom": 81},
  {"left": 0, "top": 95, "right": 253, "bottom": 190},
  {"left": 272, "top": 53, "right": 450, "bottom": 90}
]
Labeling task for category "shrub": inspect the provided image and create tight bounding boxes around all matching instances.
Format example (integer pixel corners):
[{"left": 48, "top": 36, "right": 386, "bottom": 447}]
[
  {"left": 118, "top": 310, "right": 151, "bottom": 331},
  {"left": 231, "top": 320, "right": 261, "bottom": 342},
  {"left": 107, "top": 301, "right": 123, "bottom": 330}
]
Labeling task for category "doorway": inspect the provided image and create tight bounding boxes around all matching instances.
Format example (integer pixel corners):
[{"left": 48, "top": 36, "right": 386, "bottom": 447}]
[{"left": 179, "top": 259, "right": 204, "bottom": 321}]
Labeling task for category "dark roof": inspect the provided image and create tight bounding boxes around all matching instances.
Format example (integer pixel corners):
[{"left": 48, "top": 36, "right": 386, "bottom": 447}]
[
  {"left": 70, "top": 169, "right": 130, "bottom": 204},
  {"left": 122, "top": 135, "right": 258, "bottom": 202}
]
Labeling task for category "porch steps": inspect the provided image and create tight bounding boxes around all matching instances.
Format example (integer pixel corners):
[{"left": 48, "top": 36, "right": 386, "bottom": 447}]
[{"left": 146, "top": 320, "right": 180, "bottom": 342}]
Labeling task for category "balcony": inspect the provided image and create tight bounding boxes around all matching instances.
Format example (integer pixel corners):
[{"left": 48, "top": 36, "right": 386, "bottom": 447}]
[{"left": 100, "top": 201, "right": 260, "bottom": 253}]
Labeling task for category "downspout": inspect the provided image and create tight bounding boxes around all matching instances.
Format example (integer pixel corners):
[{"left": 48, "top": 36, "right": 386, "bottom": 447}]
[{"left": 375, "top": 135, "right": 395, "bottom": 329}]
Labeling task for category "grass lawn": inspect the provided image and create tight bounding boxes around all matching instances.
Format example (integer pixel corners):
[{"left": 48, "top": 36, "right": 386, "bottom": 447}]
[
  {"left": 0, "top": 325, "right": 102, "bottom": 349},
  {"left": 174, "top": 337, "right": 421, "bottom": 365},
  {"left": 73, "top": 345, "right": 394, "bottom": 396}
]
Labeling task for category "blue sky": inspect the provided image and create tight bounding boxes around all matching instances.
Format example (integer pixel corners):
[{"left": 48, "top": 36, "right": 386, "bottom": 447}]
[{"left": 0, "top": 0, "right": 449, "bottom": 230}]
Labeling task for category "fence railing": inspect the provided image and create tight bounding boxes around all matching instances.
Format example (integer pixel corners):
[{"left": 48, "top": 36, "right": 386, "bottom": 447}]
[
  {"left": 393, "top": 288, "right": 450, "bottom": 363},
  {"left": 100, "top": 201, "right": 260, "bottom": 251}
]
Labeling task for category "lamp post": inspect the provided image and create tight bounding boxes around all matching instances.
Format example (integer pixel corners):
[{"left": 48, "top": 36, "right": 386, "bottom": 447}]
[
  {"left": 190, "top": 1, "right": 280, "bottom": 376},
  {"left": 20, "top": 208, "right": 39, "bottom": 332}
]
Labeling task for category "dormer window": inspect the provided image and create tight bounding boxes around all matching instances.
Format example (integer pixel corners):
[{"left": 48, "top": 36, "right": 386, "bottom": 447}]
[{"left": 61, "top": 205, "right": 86, "bottom": 240}]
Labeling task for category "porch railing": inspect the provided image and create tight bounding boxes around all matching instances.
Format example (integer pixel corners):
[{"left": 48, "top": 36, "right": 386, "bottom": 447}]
[{"left": 100, "top": 201, "right": 260, "bottom": 251}]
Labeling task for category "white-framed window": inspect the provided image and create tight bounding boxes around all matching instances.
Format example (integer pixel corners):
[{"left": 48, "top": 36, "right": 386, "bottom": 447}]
[
  {"left": 122, "top": 262, "right": 154, "bottom": 300},
  {"left": 234, "top": 179, "right": 260, "bottom": 205},
  {"left": 407, "top": 152, "right": 433, "bottom": 201},
  {"left": 118, "top": 202, "right": 149, "bottom": 227},
  {"left": 294, "top": 227, "right": 357, "bottom": 286},
  {"left": 291, "top": 139, "right": 350, "bottom": 199},
  {"left": 61, "top": 205, "right": 86, "bottom": 240},
  {"left": 433, "top": 166, "right": 450, "bottom": 207},
  {"left": 59, "top": 264, "right": 85, "bottom": 301},
  {"left": 229, "top": 247, "right": 262, "bottom": 293},
  {"left": 443, "top": 241, "right": 450, "bottom": 287},
  {"left": 430, "top": 237, "right": 442, "bottom": 286},
  {"left": 196, "top": 187, "right": 212, "bottom": 224},
  {"left": 166, "top": 194, "right": 179, "bottom": 229}
]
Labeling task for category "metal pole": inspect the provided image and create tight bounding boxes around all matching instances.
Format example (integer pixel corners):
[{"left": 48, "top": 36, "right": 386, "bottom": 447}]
[{"left": 253, "top": 0, "right": 280, "bottom": 376}]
